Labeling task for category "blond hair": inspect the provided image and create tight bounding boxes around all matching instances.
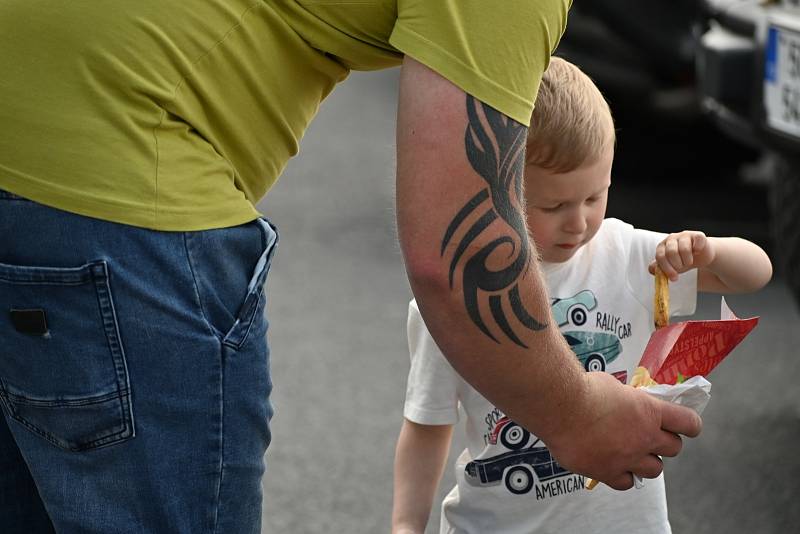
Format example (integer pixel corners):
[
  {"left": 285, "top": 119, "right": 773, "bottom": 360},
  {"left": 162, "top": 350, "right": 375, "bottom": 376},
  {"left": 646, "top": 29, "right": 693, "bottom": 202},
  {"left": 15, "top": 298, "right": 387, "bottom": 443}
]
[{"left": 526, "top": 57, "right": 615, "bottom": 173}]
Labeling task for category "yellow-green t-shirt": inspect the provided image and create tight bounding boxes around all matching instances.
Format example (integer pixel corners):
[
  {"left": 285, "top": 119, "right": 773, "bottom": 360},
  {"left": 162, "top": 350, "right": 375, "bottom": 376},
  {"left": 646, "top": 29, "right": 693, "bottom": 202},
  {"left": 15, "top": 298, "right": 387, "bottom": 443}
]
[{"left": 0, "top": 0, "right": 570, "bottom": 231}]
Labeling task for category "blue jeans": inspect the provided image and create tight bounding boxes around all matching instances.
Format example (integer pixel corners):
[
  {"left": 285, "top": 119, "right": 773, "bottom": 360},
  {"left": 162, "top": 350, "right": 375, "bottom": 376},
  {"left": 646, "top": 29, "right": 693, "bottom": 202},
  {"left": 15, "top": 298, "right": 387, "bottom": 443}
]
[{"left": 0, "top": 190, "right": 278, "bottom": 533}]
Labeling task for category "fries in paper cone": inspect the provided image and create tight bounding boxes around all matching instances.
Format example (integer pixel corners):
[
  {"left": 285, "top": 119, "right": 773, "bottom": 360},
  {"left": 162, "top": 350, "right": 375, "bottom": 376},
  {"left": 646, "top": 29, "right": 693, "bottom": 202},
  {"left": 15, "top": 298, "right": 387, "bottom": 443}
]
[
  {"left": 585, "top": 366, "right": 659, "bottom": 490},
  {"left": 629, "top": 366, "right": 658, "bottom": 388},
  {"left": 586, "top": 267, "right": 758, "bottom": 491}
]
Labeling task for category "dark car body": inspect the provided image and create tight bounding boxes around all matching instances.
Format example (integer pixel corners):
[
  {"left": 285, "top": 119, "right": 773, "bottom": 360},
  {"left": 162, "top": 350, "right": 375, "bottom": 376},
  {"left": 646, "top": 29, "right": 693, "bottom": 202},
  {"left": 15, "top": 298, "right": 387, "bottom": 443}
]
[{"left": 465, "top": 446, "right": 570, "bottom": 491}]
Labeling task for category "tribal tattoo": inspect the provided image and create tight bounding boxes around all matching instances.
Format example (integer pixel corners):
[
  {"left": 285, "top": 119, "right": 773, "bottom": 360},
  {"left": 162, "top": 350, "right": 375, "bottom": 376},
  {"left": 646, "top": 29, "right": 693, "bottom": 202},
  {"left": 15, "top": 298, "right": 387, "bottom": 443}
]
[{"left": 441, "top": 96, "right": 547, "bottom": 348}]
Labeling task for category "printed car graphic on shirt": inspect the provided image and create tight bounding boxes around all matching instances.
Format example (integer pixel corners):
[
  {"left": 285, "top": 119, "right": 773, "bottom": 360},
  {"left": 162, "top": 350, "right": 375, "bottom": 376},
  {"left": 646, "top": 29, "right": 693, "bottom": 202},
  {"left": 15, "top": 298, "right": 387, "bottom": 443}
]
[
  {"left": 488, "top": 417, "right": 533, "bottom": 450},
  {"left": 464, "top": 445, "right": 571, "bottom": 495},
  {"left": 562, "top": 331, "right": 622, "bottom": 372},
  {"left": 550, "top": 290, "right": 597, "bottom": 327},
  {"left": 466, "top": 418, "right": 570, "bottom": 495}
]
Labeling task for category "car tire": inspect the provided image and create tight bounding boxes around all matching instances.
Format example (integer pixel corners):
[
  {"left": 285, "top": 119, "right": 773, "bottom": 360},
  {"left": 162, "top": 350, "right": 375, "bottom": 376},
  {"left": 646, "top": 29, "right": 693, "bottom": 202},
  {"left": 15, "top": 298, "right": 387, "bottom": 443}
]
[
  {"left": 771, "top": 152, "right": 800, "bottom": 308},
  {"left": 584, "top": 354, "right": 606, "bottom": 372},
  {"left": 569, "top": 305, "right": 588, "bottom": 326},
  {"left": 500, "top": 423, "right": 531, "bottom": 450},
  {"left": 504, "top": 465, "right": 534, "bottom": 495}
]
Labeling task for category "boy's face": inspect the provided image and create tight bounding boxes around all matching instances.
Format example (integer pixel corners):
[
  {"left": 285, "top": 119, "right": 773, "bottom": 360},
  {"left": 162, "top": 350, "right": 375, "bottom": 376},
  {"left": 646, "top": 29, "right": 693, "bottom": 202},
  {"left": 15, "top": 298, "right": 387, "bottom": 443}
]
[{"left": 524, "top": 145, "right": 613, "bottom": 263}]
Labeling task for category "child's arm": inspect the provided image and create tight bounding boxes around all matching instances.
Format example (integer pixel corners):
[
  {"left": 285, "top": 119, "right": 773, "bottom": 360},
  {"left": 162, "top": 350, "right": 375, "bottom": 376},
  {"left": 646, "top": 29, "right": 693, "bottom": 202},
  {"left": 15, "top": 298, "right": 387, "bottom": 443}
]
[
  {"left": 649, "top": 231, "right": 773, "bottom": 293},
  {"left": 392, "top": 419, "right": 454, "bottom": 534}
]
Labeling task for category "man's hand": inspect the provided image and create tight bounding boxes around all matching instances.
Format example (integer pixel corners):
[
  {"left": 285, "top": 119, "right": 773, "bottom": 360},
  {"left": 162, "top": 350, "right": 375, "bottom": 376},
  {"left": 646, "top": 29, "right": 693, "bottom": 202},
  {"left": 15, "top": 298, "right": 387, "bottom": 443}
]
[
  {"left": 649, "top": 230, "right": 715, "bottom": 282},
  {"left": 545, "top": 372, "right": 702, "bottom": 490}
]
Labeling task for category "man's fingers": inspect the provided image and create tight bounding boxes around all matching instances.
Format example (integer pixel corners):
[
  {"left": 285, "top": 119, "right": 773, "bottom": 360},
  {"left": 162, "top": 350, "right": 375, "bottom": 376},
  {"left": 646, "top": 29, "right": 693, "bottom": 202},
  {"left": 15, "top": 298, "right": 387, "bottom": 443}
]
[
  {"left": 594, "top": 452, "right": 667, "bottom": 491},
  {"left": 659, "top": 399, "right": 702, "bottom": 438},
  {"left": 605, "top": 472, "right": 635, "bottom": 491},
  {"left": 633, "top": 454, "right": 665, "bottom": 480},
  {"left": 652, "top": 430, "right": 683, "bottom": 458}
]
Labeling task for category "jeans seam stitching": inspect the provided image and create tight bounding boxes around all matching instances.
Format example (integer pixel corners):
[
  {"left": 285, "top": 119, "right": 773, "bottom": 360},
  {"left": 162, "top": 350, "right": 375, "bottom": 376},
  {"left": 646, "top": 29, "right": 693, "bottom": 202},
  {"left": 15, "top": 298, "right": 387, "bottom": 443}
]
[
  {"left": 221, "top": 294, "right": 256, "bottom": 350},
  {"left": 238, "top": 291, "right": 261, "bottom": 348},
  {"left": 220, "top": 221, "right": 275, "bottom": 350},
  {"left": 3, "top": 389, "right": 126, "bottom": 407},
  {"left": 91, "top": 262, "right": 137, "bottom": 441},
  {"left": 211, "top": 346, "right": 225, "bottom": 534},
  {"left": 183, "top": 233, "right": 222, "bottom": 341},
  {"left": 1, "top": 392, "right": 133, "bottom": 451}
]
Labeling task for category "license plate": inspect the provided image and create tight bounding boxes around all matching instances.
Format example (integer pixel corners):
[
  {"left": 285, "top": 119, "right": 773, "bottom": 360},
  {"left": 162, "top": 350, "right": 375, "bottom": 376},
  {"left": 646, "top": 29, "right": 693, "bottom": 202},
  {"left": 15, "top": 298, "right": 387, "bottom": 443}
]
[{"left": 764, "top": 24, "right": 800, "bottom": 138}]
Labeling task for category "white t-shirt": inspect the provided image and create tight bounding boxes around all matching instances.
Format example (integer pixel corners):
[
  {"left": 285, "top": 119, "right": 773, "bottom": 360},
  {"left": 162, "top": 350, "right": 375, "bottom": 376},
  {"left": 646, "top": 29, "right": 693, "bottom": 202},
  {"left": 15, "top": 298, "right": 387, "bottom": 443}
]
[{"left": 403, "top": 218, "right": 698, "bottom": 534}]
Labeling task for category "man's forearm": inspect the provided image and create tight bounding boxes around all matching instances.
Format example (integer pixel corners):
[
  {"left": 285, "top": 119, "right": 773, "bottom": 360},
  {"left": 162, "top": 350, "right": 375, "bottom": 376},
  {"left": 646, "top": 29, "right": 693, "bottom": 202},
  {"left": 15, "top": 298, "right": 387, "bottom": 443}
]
[
  {"left": 408, "top": 255, "right": 586, "bottom": 442},
  {"left": 440, "top": 95, "right": 545, "bottom": 348},
  {"left": 398, "top": 91, "right": 586, "bottom": 441}
]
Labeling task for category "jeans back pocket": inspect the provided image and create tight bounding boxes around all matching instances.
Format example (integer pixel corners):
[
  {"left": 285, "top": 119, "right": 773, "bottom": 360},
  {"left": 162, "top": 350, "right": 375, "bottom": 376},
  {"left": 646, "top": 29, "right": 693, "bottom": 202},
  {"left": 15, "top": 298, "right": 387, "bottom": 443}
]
[{"left": 0, "top": 259, "right": 134, "bottom": 451}]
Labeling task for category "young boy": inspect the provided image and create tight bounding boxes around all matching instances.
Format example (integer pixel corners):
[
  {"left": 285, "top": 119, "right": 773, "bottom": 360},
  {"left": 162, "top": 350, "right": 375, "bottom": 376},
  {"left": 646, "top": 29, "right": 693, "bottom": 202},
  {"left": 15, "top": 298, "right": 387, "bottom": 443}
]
[{"left": 391, "top": 57, "right": 773, "bottom": 534}]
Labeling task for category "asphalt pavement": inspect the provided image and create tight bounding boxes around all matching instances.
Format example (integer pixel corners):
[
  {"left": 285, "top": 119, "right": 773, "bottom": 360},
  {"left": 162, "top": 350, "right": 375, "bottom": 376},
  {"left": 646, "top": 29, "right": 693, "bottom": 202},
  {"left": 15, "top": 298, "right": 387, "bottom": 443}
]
[{"left": 258, "top": 69, "right": 800, "bottom": 533}]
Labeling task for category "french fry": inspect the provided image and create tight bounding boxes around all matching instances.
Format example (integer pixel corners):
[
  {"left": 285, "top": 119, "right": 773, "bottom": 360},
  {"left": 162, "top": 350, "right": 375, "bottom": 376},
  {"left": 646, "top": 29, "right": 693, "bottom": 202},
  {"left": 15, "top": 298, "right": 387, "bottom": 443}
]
[
  {"left": 630, "top": 366, "right": 658, "bottom": 388},
  {"left": 587, "top": 270, "right": 670, "bottom": 491},
  {"left": 653, "top": 266, "right": 669, "bottom": 329}
]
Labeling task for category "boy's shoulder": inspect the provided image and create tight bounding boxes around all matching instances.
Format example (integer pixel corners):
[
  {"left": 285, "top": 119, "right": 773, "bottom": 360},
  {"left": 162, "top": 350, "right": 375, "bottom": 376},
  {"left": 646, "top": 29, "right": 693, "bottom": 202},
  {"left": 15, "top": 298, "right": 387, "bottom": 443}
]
[
  {"left": 599, "top": 217, "right": 661, "bottom": 245},
  {"left": 600, "top": 217, "right": 669, "bottom": 247},
  {"left": 591, "top": 217, "right": 634, "bottom": 249},
  {"left": 592, "top": 218, "right": 663, "bottom": 263},
  {"left": 600, "top": 217, "right": 633, "bottom": 234}
]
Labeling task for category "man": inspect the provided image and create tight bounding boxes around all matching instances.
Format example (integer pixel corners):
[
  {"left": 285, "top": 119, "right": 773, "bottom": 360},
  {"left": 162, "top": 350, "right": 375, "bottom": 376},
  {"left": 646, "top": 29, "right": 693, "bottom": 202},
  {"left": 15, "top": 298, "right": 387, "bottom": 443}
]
[{"left": 0, "top": 2, "right": 700, "bottom": 532}]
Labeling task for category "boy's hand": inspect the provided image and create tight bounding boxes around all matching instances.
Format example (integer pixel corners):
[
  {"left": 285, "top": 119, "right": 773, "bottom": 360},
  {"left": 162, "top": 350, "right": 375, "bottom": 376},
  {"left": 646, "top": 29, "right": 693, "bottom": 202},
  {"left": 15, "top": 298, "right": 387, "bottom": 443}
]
[
  {"left": 649, "top": 230, "right": 716, "bottom": 282},
  {"left": 545, "top": 371, "right": 702, "bottom": 490}
]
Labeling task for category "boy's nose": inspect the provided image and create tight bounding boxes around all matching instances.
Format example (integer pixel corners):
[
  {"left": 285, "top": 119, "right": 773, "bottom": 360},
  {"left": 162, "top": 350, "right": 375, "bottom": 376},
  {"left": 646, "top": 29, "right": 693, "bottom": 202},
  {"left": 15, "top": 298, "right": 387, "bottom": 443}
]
[{"left": 563, "top": 214, "right": 587, "bottom": 234}]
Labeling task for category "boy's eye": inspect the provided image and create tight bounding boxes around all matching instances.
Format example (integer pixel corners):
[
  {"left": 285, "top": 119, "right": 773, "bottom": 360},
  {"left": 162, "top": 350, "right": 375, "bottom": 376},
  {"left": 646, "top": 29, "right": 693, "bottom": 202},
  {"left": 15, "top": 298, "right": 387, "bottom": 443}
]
[{"left": 540, "top": 204, "right": 562, "bottom": 212}]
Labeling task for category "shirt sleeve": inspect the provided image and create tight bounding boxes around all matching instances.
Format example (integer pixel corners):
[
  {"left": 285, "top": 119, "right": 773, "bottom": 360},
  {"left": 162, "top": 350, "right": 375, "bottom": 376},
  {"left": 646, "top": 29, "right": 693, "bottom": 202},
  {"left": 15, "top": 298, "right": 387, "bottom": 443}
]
[
  {"left": 389, "top": 0, "right": 571, "bottom": 125},
  {"left": 403, "top": 300, "right": 461, "bottom": 425},
  {"left": 618, "top": 220, "right": 698, "bottom": 318}
]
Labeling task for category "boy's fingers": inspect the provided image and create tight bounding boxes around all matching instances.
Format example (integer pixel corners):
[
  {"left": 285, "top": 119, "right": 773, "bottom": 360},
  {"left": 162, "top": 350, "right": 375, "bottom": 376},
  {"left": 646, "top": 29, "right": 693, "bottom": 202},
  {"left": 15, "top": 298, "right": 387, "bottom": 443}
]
[
  {"left": 665, "top": 238, "right": 679, "bottom": 261},
  {"left": 662, "top": 240, "right": 680, "bottom": 279},
  {"left": 692, "top": 232, "right": 708, "bottom": 253},
  {"left": 678, "top": 235, "right": 693, "bottom": 269}
]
